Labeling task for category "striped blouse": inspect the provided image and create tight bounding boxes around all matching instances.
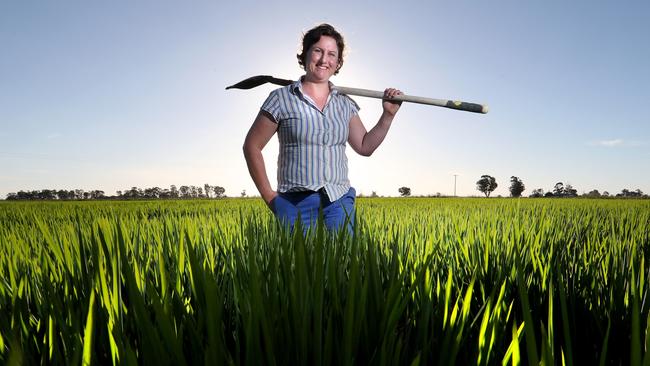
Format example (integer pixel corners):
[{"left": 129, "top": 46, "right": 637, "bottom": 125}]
[{"left": 261, "top": 78, "right": 360, "bottom": 202}]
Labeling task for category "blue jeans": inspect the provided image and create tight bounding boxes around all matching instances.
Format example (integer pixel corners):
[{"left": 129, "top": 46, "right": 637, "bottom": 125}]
[{"left": 271, "top": 187, "right": 356, "bottom": 234}]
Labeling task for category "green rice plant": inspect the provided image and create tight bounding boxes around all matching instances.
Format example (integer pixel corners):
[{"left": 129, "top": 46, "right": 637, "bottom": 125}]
[{"left": 0, "top": 198, "right": 649, "bottom": 364}]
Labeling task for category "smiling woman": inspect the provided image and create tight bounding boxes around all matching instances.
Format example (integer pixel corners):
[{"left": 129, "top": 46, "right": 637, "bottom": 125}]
[
  {"left": 297, "top": 24, "right": 345, "bottom": 78},
  {"left": 242, "top": 23, "right": 403, "bottom": 234}
]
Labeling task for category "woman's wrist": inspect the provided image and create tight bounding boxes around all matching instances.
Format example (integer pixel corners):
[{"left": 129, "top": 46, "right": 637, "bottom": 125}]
[{"left": 262, "top": 190, "right": 278, "bottom": 205}]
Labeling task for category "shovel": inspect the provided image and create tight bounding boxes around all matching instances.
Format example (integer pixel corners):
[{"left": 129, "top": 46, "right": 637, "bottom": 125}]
[{"left": 226, "top": 75, "right": 488, "bottom": 114}]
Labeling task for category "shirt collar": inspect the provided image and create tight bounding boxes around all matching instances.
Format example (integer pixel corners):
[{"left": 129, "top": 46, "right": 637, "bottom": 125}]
[{"left": 290, "top": 76, "right": 338, "bottom": 97}]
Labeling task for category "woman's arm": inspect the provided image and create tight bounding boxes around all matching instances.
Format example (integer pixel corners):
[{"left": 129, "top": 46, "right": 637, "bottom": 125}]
[
  {"left": 348, "top": 88, "right": 402, "bottom": 156},
  {"left": 243, "top": 111, "right": 279, "bottom": 206}
]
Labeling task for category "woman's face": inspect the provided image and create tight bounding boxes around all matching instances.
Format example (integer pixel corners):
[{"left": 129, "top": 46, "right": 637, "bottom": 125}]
[{"left": 305, "top": 36, "right": 340, "bottom": 82}]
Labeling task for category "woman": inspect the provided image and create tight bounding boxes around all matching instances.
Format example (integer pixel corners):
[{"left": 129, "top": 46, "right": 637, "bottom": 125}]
[{"left": 243, "top": 23, "right": 402, "bottom": 233}]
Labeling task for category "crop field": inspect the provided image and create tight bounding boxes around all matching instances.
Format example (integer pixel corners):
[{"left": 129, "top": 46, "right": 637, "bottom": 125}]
[{"left": 1, "top": 198, "right": 649, "bottom": 365}]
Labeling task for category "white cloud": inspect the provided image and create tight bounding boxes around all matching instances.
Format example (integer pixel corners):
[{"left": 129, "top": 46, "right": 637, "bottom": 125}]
[
  {"left": 592, "top": 139, "right": 624, "bottom": 147},
  {"left": 590, "top": 139, "right": 648, "bottom": 147}
]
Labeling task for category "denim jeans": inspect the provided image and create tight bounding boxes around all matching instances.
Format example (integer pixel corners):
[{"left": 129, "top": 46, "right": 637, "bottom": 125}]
[{"left": 270, "top": 187, "right": 356, "bottom": 234}]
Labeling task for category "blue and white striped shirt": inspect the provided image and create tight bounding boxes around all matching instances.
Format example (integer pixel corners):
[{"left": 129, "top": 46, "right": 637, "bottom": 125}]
[{"left": 261, "top": 78, "right": 360, "bottom": 202}]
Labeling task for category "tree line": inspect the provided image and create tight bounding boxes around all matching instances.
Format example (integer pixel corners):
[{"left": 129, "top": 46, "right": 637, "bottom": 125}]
[
  {"left": 476, "top": 175, "right": 646, "bottom": 198},
  {"left": 5, "top": 184, "right": 226, "bottom": 201},
  {"left": 5, "top": 179, "right": 648, "bottom": 201},
  {"left": 395, "top": 176, "right": 647, "bottom": 199}
]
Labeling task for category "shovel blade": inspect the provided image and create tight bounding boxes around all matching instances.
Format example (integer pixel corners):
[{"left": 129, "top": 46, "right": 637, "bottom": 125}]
[
  {"left": 226, "top": 75, "right": 293, "bottom": 90},
  {"left": 225, "top": 75, "right": 274, "bottom": 90}
]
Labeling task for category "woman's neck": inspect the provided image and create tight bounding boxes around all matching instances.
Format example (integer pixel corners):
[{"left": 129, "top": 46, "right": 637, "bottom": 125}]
[
  {"left": 301, "top": 76, "right": 330, "bottom": 94},
  {"left": 301, "top": 76, "right": 331, "bottom": 110}
]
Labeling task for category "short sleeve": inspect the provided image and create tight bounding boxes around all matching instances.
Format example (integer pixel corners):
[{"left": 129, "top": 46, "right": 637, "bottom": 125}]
[
  {"left": 342, "top": 94, "right": 360, "bottom": 119},
  {"left": 345, "top": 95, "right": 360, "bottom": 115},
  {"left": 260, "top": 90, "right": 282, "bottom": 124}
]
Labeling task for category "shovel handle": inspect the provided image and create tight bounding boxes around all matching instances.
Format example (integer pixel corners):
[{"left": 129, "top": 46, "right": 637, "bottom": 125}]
[{"left": 333, "top": 86, "right": 488, "bottom": 114}]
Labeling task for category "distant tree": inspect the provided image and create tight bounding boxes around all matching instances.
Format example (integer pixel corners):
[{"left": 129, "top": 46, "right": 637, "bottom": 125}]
[
  {"left": 189, "top": 186, "right": 198, "bottom": 198},
  {"left": 92, "top": 190, "right": 105, "bottom": 199},
  {"left": 38, "top": 189, "right": 56, "bottom": 200},
  {"left": 586, "top": 189, "right": 601, "bottom": 198},
  {"left": 509, "top": 176, "right": 525, "bottom": 197},
  {"left": 529, "top": 188, "right": 544, "bottom": 198},
  {"left": 179, "top": 186, "right": 190, "bottom": 198},
  {"left": 371, "top": 191, "right": 378, "bottom": 198},
  {"left": 204, "top": 184, "right": 212, "bottom": 198},
  {"left": 476, "top": 175, "right": 498, "bottom": 197},
  {"left": 124, "top": 187, "right": 141, "bottom": 199},
  {"left": 602, "top": 191, "right": 610, "bottom": 197},
  {"left": 398, "top": 187, "right": 411, "bottom": 197},
  {"left": 617, "top": 188, "right": 644, "bottom": 198},
  {"left": 564, "top": 184, "right": 578, "bottom": 197},
  {"left": 144, "top": 187, "right": 161, "bottom": 199},
  {"left": 170, "top": 185, "right": 179, "bottom": 199},
  {"left": 17, "top": 191, "right": 31, "bottom": 200},
  {"left": 213, "top": 186, "right": 225, "bottom": 198},
  {"left": 551, "top": 182, "right": 578, "bottom": 197},
  {"left": 55, "top": 190, "right": 70, "bottom": 200},
  {"left": 241, "top": 190, "right": 247, "bottom": 197}
]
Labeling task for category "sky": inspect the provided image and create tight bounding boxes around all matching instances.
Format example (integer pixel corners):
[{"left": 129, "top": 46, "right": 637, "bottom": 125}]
[{"left": 1, "top": 1, "right": 649, "bottom": 198}]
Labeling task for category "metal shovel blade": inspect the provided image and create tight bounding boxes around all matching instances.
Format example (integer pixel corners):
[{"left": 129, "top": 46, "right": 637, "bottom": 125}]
[{"left": 225, "top": 75, "right": 293, "bottom": 90}]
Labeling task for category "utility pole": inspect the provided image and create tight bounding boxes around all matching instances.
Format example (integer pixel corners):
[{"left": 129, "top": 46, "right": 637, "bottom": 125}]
[{"left": 453, "top": 174, "right": 458, "bottom": 197}]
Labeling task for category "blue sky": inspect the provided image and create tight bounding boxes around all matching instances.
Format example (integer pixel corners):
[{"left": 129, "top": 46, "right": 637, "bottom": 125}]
[{"left": 1, "top": 1, "right": 649, "bottom": 198}]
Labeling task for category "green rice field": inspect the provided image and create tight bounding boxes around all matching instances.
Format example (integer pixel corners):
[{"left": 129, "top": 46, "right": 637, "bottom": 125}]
[{"left": 1, "top": 198, "right": 649, "bottom": 365}]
